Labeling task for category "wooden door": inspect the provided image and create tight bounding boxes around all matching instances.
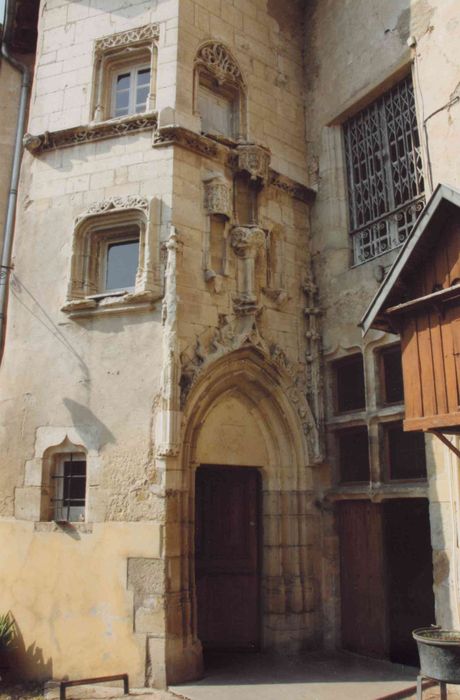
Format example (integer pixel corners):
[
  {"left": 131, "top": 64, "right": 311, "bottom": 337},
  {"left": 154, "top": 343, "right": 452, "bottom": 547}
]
[
  {"left": 195, "top": 466, "right": 261, "bottom": 650},
  {"left": 338, "top": 500, "right": 388, "bottom": 657}
]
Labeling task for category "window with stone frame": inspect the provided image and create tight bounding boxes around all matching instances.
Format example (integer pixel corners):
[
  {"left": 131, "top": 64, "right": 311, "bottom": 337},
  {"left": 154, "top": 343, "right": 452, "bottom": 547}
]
[
  {"left": 343, "top": 74, "right": 425, "bottom": 265},
  {"left": 382, "top": 420, "right": 427, "bottom": 481},
  {"left": 62, "top": 196, "right": 159, "bottom": 316},
  {"left": 194, "top": 41, "right": 247, "bottom": 141},
  {"left": 379, "top": 344, "right": 404, "bottom": 405},
  {"left": 52, "top": 453, "right": 87, "bottom": 522},
  {"left": 333, "top": 353, "right": 366, "bottom": 414},
  {"left": 91, "top": 24, "right": 159, "bottom": 123}
]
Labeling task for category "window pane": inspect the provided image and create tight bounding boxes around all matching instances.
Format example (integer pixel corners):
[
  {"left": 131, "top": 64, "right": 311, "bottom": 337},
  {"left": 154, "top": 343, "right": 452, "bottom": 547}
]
[
  {"left": 338, "top": 427, "right": 370, "bottom": 483},
  {"left": 116, "top": 72, "right": 130, "bottom": 91},
  {"left": 137, "top": 68, "right": 151, "bottom": 85},
  {"left": 136, "top": 84, "right": 149, "bottom": 111},
  {"left": 334, "top": 354, "right": 366, "bottom": 412},
  {"left": 381, "top": 346, "right": 404, "bottom": 404},
  {"left": 105, "top": 239, "right": 139, "bottom": 291},
  {"left": 386, "top": 422, "right": 427, "bottom": 480}
]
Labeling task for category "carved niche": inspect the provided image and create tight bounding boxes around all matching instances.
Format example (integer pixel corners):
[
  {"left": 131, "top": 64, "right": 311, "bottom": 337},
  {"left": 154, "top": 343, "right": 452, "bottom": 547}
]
[
  {"left": 230, "top": 225, "right": 266, "bottom": 316},
  {"left": 202, "top": 175, "right": 232, "bottom": 291}
]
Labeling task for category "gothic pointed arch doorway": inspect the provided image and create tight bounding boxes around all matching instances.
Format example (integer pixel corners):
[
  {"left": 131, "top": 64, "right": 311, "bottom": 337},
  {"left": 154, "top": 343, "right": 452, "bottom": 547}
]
[{"left": 164, "top": 347, "right": 321, "bottom": 684}]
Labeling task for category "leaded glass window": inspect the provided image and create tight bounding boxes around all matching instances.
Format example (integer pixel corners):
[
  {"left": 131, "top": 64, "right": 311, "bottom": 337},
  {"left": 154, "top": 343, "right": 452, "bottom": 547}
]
[{"left": 344, "top": 76, "right": 425, "bottom": 265}]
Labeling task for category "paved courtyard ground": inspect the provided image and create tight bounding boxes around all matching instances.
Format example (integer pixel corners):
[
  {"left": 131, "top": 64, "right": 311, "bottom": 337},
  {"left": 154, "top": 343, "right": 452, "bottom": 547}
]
[{"left": 4, "top": 652, "right": 460, "bottom": 700}]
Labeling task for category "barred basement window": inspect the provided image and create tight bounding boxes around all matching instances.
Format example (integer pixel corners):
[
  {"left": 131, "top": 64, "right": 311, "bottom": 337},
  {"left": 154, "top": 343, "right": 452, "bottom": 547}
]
[
  {"left": 344, "top": 75, "right": 425, "bottom": 265},
  {"left": 52, "top": 454, "right": 86, "bottom": 522}
]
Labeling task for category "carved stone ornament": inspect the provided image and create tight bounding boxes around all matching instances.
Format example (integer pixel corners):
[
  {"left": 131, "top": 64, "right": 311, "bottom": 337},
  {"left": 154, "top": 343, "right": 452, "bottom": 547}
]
[
  {"left": 76, "top": 195, "right": 149, "bottom": 223},
  {"left": 230, "top": 226, "right": 265, "bottom": 257},
  {"left": 204, "top": 177, "right": 231, "bottom": 218},
  {"left": 94, "top": 23, "right": 159, "bottom": 57},
  {"left": 195, "top": 42, "right": 244, "bottom": 87},
  {"left": 179, "top": 316, "right": 322, "bottom": 463},
  {"left": 236, "top": 144, "right": 270, "bottom": 183},
  {"left": 23, "top": 113, "right": 158, "bottom": 155}
]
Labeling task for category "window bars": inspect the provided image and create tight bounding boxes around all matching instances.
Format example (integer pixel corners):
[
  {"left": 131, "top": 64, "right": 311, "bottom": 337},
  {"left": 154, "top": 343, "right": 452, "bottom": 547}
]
[
  {"left": 344, "top": 76, "right": 425, "bottom": 265},
  {"left": 52, "top": 454, "right": 86, "bottom": 522}
]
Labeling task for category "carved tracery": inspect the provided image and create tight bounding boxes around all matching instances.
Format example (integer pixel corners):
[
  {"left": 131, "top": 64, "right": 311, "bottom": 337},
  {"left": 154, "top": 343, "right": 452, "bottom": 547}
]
[{"left": 194, "top": 41, "right": 247, "bottom": 141}]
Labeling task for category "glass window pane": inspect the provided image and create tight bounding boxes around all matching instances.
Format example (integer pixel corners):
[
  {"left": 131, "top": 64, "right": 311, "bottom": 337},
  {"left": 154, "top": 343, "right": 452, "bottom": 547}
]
[
  {"left": 116, "top": 72, "right": 131, "bottom": 91},
  {"left": 137, "top": 68, "right": 151, "bottom": 85},
  {"left": 105, "top": 239, "right": 139, "bottom": 291},
  {"left": 338, "top": 426, "right": 370, "bottom": 483},
  {"left": 135, "top": 84, "right": 149, "bottom": 111},
  {"left": 386, "top": 422, "right": 427, "bottom": 480},
  {"left": 334, "top": 354, "right": 366, "bottom": 412}
]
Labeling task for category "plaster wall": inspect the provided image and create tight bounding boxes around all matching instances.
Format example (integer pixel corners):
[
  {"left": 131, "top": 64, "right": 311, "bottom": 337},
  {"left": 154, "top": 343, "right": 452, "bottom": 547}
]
[{"left": 0, "top": 520, "right": 161, "bottom": 685}]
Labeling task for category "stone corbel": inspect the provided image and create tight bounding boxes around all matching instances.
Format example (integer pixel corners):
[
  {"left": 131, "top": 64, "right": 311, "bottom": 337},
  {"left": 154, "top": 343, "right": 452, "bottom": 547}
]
[
  {"left": 236, "top": 144, "right": 271, "bottom": 185},
  {"left": 231, "top": 225, "right": 266, "bottom": 316}
]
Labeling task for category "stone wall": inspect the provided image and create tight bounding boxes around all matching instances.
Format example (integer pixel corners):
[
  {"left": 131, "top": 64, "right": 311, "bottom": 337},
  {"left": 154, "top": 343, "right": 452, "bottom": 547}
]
[{"left": 304, "top": 0, "right": 460, "bottom": 642}]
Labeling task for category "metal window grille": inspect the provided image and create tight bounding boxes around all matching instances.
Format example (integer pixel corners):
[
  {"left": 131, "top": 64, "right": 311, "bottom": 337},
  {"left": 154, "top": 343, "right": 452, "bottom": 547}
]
[
  {"left": 344, "top": 75, "right": 425, "bottom": 265},
  {"left": 52, "top": 454, "right": 86, "bottom": 522}
]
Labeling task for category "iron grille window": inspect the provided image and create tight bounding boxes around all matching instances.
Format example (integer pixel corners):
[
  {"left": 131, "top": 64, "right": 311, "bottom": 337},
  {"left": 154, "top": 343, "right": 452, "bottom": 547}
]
[
  {"left": 52, "top": 454, "right": 86, "bottom": 522},
  {"left": 344, "top": 75, "right": 425, "bottom": 265}
]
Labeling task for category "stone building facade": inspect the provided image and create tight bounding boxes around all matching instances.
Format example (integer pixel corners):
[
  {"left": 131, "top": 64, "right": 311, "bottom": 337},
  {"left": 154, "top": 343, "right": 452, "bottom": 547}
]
[{"left": 0, "top": 0, "right": 458, "bottom": 689}]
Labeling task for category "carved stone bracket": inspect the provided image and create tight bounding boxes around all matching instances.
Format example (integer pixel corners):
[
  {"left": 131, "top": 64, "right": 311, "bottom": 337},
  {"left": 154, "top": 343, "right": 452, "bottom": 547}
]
[
  {"left": 194, "top": 41, "right": 244, "bottom": 87},
  {"left": 236, "top": 144, "right": 271, "bottom": 184},
  {"left": 94, "top": 23, "right": 159, "bottom": 57},
  {"left": 203, "top": 176, "right": 231, "bottom": 218},
  {"left": 23, "top": 112, "right": 158, "bottom": 155},
  {"left": 76, "top": 195, "right": 149, "bottom": 223}
]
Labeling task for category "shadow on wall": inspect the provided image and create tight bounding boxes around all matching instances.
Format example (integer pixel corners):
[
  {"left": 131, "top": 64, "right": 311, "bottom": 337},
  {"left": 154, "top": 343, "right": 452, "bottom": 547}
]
[
  {"left": 6, "top": 620, "right": 53, "bottom": 682},
  {"left": 63, "top": 398, "right": 116, "bottom": 445}
]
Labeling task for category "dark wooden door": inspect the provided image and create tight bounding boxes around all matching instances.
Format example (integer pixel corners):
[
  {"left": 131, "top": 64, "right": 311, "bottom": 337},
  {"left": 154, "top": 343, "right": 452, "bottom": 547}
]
[
  {"left": 338, "top": 500, "right": 388, "bottom": 657},
  {"left": 195, "top": 466, "right": 261, "bottom": 650},
  {"left": 384, "top": 499, "right": 435, "bottom": 665}
]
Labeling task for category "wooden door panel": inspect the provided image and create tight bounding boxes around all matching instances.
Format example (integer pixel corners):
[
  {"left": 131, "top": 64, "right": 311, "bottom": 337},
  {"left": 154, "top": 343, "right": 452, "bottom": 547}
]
[
  {"left": 195, "top": 466, "right": 260, "bottom": 650},
  {"left": 339, "top": 501, "right": 387, "bottom": 658}
]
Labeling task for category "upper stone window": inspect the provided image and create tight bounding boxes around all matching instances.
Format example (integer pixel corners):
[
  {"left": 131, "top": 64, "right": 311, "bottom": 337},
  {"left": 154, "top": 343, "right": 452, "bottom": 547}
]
[
  {"left": 194, "top": 42, "right": 247, "bottom": 141},
  {"left": 343, "top": 75, "right": 425, "bottom": 265},
  {"left": 91, "top": 24, "right": 159, "bottom": 122}
]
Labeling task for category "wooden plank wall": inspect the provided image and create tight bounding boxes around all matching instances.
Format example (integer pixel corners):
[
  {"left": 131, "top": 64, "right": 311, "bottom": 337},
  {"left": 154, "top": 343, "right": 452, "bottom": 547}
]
[{"left": 401, "top": 221, "right": 460, "bottom": 428}]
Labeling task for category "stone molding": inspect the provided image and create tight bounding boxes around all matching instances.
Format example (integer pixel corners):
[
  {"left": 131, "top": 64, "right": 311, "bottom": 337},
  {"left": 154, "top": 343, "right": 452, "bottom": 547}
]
[
  {"left": 194, "top": 41, "right": 244, "bottom": 87},
  {"left": 153, "top": 125, "right": 219, "bottom": 158},
  {"left": 179, "top": 316, "right": 322, "bottom": 462},
  {"left": 94, "top": 23, "right": 159, "bottom": 57},
  {"left": 236, "top": 144, "right": 270, "bottom": 184},
  {"left": 269, "top": 171, "right": 315, "bottom": 204},
  {"left": 76, "top": 195, "right": 150, "bottom": 223},
  {"left": 23, "top": 112, "right": 158, "bottom": 154}
]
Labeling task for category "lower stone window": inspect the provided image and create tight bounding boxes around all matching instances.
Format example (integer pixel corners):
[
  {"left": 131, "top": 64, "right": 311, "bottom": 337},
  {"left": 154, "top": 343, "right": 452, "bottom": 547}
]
[
  {"left": 337, "top": 426, "right": 370, "bottom": 483},
  {"left": 384, "top": 421, "right": 427, "bottom": 481},
  {"left": 62, "top": 197, "right": 159, "bottom": 317},
  {"left": 52, "top": 454, "right": 87, "bottom": 522}
]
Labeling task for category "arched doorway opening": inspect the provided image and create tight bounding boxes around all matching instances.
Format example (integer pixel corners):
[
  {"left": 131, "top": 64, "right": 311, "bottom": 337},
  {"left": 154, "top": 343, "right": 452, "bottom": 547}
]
[{"left": 164, "top": 348, "right": 320, "bottom": 683}]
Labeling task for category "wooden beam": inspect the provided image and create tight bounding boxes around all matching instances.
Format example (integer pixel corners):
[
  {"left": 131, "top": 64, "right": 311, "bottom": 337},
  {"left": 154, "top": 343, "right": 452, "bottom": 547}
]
[{"left": 430, "top": 430, "right": 460, "bottom": 460}]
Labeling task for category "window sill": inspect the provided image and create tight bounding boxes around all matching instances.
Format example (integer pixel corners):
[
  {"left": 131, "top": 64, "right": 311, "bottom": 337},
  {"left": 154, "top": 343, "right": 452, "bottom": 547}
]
[
  {"left": 61, "top": 289, "right": 160, "bottom": 318},
  {"left": 23, "top": 111, "right": 158, "bottom": 155},
  {"left": 34, "top": 521, "right": 93, "bottom": 534},
  {"left": 325, "top": 481, "right": 429, "bottom": 501}
]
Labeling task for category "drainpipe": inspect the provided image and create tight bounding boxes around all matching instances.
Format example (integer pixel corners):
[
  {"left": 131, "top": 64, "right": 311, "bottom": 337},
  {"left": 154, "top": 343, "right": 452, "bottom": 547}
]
[{"left": 0, "top": 0, "right": 32, "bottom": 360}]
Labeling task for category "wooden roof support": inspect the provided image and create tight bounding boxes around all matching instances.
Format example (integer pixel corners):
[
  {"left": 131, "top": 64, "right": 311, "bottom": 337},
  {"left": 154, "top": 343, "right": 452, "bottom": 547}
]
[{"left": 430, "top": 430, "right": 460, "bottom": 460}]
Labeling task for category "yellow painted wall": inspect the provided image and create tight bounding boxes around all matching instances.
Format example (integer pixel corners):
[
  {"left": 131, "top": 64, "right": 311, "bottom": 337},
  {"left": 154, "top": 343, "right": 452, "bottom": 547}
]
[{"left": 0, "top": 520, "right": 162, "bottom": 685}]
